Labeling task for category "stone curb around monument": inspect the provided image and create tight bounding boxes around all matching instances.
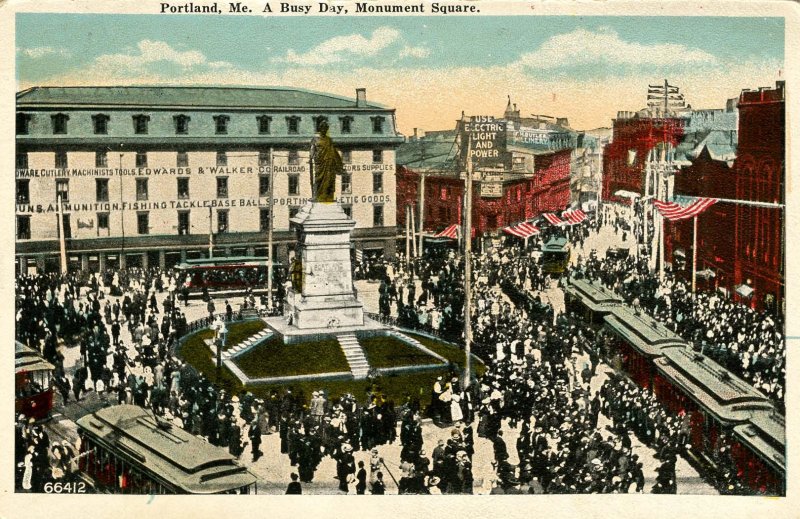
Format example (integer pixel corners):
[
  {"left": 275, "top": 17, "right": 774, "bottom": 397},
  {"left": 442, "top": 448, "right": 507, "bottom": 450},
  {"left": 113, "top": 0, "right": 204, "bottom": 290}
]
[{"left": 222, "top": 362, "right": 354, "bottom": 385}]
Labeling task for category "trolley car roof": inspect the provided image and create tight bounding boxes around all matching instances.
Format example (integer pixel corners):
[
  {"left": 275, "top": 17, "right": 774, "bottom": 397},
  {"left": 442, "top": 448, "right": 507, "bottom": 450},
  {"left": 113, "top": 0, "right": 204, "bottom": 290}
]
[
  {"left": 15, "top": 341, "right": 55, "bottom": 374},
  {"left": 564, "top": 278, "right": 623, "bottom": 311},
  {"left": 733, "top": 410, "right": 785, "bottom": 472},
  {"left": 603, "top": 307, "right": 686, "bottom": 357},
  {"left": 654, "top": 349, "right": 773, "bottom": 424},
  {"left": 76, "top": 405, "right": 256, "bottom": 493}
]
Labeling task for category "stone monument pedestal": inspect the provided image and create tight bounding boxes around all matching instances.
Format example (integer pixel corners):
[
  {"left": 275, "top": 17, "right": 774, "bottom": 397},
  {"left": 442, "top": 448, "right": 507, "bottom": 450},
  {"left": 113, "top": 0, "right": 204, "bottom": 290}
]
[{"left": 285, "top": 202, "right": 364, "bottom": 330}]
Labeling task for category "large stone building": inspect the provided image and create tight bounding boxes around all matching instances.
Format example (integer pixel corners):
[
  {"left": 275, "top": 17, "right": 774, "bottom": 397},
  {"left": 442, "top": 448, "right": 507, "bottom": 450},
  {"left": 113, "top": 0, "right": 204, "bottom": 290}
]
[{"left": 15, "top": 86, "right": 403, "bottom": 274}]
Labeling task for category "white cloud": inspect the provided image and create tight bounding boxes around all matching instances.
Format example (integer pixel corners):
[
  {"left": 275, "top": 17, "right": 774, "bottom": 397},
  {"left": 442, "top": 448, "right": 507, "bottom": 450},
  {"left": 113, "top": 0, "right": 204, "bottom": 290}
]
[
  {"left": 273, "top": 27, "right": 401, "bottom": 66},
  {"left": 399, "top": 45, "right": 431, "bottom": 59},
  {"left": 93, "top": 40, "right": 206, "bottom": 72},
  {"left": 18, "top": 46, "right": 70, "bottom": 59},
  {"left": 517, "top": 28, "right": 718, "bottom": 69}
]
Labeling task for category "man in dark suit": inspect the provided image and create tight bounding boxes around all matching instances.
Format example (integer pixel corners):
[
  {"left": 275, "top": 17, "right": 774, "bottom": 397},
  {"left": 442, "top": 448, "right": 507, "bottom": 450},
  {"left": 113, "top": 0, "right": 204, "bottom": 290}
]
[
  {"left": 371, "top": 472, "right": 386, "bottom": 494},
  {"left": 285, "top": 473, "right": 302, "bottom": 494},
  {"left": 248, "top": 420, "right": 262, "bottom": 462},
  {"left": 355, "top": 461, "right": 367, "bottom": 494}
]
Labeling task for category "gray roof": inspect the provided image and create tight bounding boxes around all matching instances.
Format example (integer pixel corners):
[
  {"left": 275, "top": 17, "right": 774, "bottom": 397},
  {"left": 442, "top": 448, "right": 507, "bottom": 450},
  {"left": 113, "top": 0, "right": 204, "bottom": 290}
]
[
  {"left": 655, "top": 348, "right": 773, "bottom": 423},
  {"left": 564, "top": 278, "right": 622, "bottom": 312},
  {"left": 76, "top": 405, "right": 256, "bottom": 493},
  {"left": 396, "top": 134, "right": 459, "bottom": 170},
  {"left": 733, "top": 408, "right": 785, "bottom": 472},
  {"left": 17, "top": 86, "right": 389, "bottom": 110},
  {"left": 603, "top": 308, "right": 686, "bottom": 357},
  {"left": 15, "top": 341, "right": 54, "bottom": 374}
]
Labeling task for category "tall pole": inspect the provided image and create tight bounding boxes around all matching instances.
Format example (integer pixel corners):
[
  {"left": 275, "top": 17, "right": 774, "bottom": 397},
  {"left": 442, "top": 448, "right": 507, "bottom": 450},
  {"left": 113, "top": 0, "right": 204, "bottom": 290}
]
[
  {"left": 643, "top": 149, "right": 651, "bottom": 264},
  {"left": 267, "top": 147, "right": 275, "bottom": 309},
  {"left": 463, "top": 135, "right": 473, "bottom": 389},
  {"left": 410, "top": 202, "right": 418, "bottom": 258},
  {"left": 208, "top": 206, "right": 214, "bottom": 259},
  {"left": 418, "top": 172, "right": 426, "bottom": 255},
  {"left": 691, "top": 214, "right": 698, "bottom": 294},
  {"left": 119, "top": 151, "right": 125, "bottom": 261},
  {"left": 57, "top": 193, "right": 67, "bottom": 274},
  {"left": 405, "top": 205, "right": 410, "bottom": 268}
]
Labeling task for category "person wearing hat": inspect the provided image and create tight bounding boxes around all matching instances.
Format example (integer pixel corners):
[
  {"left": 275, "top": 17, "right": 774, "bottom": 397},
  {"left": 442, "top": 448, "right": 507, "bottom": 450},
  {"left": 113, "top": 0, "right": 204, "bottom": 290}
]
[
  {"left": 336, "top": 442, "right": 356, "bottom": 493},
  {"left": 355, "top": 460, "right": 367, "bottom": 494},
  {"left": 427, "top": 476, "right": 442, "bottom": 495},
  {"left": 248, "top": 419, "right": 262, "bottom": 462},
  {"left": 370, "top": 471, "right": 386, "bottom": 495},
  {"left": 285, "top": 472, "right": 302, "bottom": 494}
]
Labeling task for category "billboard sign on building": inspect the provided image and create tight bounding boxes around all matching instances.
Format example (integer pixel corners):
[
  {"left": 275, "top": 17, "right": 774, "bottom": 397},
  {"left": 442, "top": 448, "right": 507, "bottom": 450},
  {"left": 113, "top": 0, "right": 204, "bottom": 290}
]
[
  {"left": 509, "top": 127, "right": 575, "bottom": 151},
  {"left": 460, "top": 116, "right": 507, "bottom": 168},
  {"left": 478, "top": 168, "right": 504, "bottom": 198}
]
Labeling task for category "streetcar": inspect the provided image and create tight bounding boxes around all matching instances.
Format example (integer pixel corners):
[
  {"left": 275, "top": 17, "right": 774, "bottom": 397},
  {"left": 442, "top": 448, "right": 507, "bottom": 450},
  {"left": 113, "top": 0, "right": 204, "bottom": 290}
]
[
  {"left": 76, "top": 405, "right": 257, "bottom": 494},
  {"left": 540, "top": 237, "right": 571, "bottom": 275},
  {"left": 15, "top": 341, "right": 55, "bottom": 420},
  {"left": 565, "top": 278, "right": 786, "bottom": 495},
  {"left": 175, "top": 256, "right": 279, "bottom": 291}
]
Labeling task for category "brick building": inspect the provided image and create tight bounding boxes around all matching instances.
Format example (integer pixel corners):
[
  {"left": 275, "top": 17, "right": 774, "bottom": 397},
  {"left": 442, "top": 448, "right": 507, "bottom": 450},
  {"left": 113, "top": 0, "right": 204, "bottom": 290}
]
[
  {"left": 668, "top": 81, "right": 784, "bottom": 312},
  {"left": 396, "top": 99, "right": 575, "bottom": 240},
  {"left": 601, "top": 114, "right": 685, "bottom": 203}
]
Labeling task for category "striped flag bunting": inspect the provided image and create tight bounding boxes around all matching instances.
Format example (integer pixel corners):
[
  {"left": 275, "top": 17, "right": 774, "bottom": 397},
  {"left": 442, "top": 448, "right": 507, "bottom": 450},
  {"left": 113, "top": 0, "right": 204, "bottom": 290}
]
[
  {"left": 503, "top": 222, "right": 540, "bottom": 239},
  {"left": 355, "top": 249, "right": 363, "bottom": 263},
  {"left": 653, "top": 197, "right": 718, "bottom": 221},
  {"left": 434, "top": 224, "right": 459, "bottom": 239},
  {"left": 561, "top": 209, "right": 587, "bottom": 225},
  {"left": 543, "top": 213, "right": 566, "bottom": 226}
]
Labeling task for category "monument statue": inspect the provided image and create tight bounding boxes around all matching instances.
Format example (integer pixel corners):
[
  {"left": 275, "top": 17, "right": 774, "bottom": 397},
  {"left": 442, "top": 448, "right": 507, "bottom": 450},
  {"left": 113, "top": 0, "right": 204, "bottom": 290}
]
[{"left": 311, "top": 120, "right": 342, "bottom": 203}]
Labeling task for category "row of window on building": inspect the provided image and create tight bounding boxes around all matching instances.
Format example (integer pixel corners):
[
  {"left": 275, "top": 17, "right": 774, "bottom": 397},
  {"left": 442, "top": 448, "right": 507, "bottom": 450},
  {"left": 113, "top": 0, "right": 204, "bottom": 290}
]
[
  {"left": 15, "top": 204, "right": 386, "bottom": 240},
  {"left": 16, "top": 149, "right": 386, "bottom": 169},
  {"left": 15, "top": 170, "right": 385, "bottom": 205},
  {"left": 17, "top": 112, "right": 387, "bottom": 136}
]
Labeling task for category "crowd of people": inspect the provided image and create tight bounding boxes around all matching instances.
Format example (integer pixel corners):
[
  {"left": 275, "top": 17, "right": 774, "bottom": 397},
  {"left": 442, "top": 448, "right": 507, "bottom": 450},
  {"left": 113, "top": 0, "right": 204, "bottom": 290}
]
[
  {"left": 575, "top": 246, "right": 785, "bottom": 405},
  {"left": 13, "top": 202, "right": 785, "bottom": 495}
]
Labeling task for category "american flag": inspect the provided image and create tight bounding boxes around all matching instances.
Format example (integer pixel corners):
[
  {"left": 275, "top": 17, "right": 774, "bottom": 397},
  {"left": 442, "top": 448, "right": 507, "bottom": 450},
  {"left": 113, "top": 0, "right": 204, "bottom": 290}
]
[
  {"left": 434, "top": 224, "right": 459, "bottom": 239},
  {"left": 653, "top": 198, "right": 718, "bottom": 221},
  {"left": 355, "top": 249, "right": 363, "bottom": 263},
  {"left": 561, "top": 209, "right": 587, "bottom": 225},
  {"left": 503, "top": 222, "right": 540, "bottom": 238}
]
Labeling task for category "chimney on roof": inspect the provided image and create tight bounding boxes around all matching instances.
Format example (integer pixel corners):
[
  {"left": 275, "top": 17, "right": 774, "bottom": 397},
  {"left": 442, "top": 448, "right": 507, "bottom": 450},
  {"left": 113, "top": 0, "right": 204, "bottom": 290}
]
[{"left": 356, "top": 88, "right": 367, "bottom": 108}]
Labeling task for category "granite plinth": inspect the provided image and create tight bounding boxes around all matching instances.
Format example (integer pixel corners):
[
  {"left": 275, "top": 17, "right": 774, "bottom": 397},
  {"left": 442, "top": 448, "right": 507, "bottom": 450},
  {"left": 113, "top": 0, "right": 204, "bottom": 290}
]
[
  {"left": 264, "top": 316, "right": 386, "bottom": 345},
  {"left": 287, "top": 201, "right": 365, "bottom": 330}
]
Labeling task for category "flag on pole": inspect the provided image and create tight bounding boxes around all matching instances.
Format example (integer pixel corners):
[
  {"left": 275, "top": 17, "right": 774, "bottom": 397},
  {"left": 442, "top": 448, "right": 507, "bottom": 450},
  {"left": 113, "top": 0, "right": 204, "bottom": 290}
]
[
  {"left": 503, "top": 222, "right": 540, "bottom": 238},
  {"left": 434, "top": 224, "right": 459, "bottom": 239},
  {"left": 561, "top": 209, "right": 587, "bottom": 225},
  {"left": 653, "top": 197, "right": 718, "bottom": 221},
  {"left": 543, "top": 213, "right": 566, "bottom": 226}
]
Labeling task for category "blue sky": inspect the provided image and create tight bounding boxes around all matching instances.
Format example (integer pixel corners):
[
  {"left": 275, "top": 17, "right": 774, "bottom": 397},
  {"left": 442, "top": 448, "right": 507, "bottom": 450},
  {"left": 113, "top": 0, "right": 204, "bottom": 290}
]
[{"left": 16, "top": 14, "right": 784, "bottom": 131}]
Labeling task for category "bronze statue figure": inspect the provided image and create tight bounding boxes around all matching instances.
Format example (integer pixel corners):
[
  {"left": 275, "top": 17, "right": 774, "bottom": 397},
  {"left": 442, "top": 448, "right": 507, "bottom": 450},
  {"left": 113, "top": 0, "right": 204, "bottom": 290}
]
[{"left": 311, "top": 120, "right": 342, "bottom": 203}]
